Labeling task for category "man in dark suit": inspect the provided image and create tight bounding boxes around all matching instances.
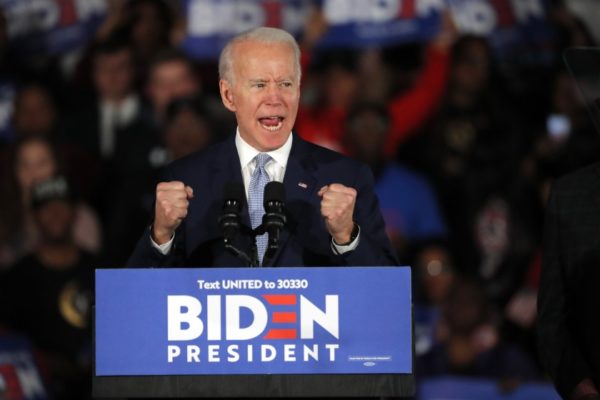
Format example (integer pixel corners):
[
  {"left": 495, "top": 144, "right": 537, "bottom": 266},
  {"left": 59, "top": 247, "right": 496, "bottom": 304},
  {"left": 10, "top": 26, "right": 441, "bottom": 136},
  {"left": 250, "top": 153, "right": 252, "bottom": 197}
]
[
  {"left": 126, "top": 27, "right": 396, "bottom": 268},
  {"left": 538, "top": 162, "right": 600, "bottom": 400}
]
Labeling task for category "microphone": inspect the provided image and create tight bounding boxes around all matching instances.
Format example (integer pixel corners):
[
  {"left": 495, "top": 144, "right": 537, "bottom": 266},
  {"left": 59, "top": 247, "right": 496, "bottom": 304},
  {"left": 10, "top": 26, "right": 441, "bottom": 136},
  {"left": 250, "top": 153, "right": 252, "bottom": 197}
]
[
  {"left": 219, "top": 182, "right": 256, "bottom": 267},
  {"left": 218, "top": 182, "right": 244, "bottom": 243},
  {"left": 262, "top": 181, "right": 286, "bottom": 265}
]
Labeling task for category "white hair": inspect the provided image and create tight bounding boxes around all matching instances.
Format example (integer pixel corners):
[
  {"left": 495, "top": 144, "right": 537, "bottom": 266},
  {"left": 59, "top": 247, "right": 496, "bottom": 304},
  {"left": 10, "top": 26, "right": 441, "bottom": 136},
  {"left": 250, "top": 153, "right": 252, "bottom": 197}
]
[{"left": 218, "top": 27, "right": 301, "bottom": 84}]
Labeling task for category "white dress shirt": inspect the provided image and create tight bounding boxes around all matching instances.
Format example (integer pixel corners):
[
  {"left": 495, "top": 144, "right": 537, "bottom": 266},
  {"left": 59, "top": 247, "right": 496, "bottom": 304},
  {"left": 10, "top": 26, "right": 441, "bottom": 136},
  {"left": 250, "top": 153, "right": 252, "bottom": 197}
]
[
  {"left": 151, "top": 129, "right": 359, "bottom": 257},
  {"left": 99, "top": 95, "right": 140, "bottom": 158}
]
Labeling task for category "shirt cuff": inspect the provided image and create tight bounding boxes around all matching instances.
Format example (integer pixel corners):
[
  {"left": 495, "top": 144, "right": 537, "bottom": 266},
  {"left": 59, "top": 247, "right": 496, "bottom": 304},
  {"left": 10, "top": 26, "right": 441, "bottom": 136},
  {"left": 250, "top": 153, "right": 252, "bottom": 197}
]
[
  {"left": 331, "top": 226, "right": 360, "bottom": 255},
  {"left": 150, "top": 230, "right": 175, "bottom": 255}
]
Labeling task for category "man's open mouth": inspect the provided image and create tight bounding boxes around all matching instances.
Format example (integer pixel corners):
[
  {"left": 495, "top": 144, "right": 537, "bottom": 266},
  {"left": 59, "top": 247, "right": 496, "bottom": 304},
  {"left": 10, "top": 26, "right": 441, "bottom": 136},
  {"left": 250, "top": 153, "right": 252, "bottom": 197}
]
[{"left": 258, "top": 116, "right": 284, "bottom": 131}]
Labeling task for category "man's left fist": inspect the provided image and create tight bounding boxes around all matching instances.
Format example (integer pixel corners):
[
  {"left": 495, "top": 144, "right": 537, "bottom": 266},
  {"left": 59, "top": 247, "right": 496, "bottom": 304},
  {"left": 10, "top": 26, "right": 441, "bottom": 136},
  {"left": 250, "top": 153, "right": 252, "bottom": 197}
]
[{"left": 318, "top": 183, "right": 356, "bottom": 244}]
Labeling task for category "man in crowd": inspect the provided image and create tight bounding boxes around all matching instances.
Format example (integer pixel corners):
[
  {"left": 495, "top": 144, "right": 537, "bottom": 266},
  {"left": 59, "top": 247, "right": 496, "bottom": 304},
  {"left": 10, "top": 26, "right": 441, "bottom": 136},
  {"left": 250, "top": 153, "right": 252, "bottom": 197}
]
[
  {"left": 126, "top": 27, "right": 396, "bottom": 268},
  {"left": 0, "top": 176, "right": 94, "bottom": 399}
]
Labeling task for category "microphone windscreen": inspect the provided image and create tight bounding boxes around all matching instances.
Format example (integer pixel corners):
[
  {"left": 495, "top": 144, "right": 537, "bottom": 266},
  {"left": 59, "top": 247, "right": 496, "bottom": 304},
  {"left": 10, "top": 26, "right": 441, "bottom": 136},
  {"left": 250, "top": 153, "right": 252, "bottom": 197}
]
[
  {"left": 264, "top": 181, "right": 285, "bottom": 207},
  {"left": 223, "top": 182, "right": 245, "bottom": 207}
]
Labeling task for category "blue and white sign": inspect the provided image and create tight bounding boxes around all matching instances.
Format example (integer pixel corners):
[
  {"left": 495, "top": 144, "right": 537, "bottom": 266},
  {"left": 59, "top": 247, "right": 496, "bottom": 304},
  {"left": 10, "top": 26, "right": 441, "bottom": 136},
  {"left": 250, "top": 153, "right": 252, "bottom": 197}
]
[
  {"left": 180, "top": 0, "right": 309, "bottom": 60},
  {"left": 95, "top": 267, "right": 412, "bottom": 376},
  {"left": 179, "top": 0, "right": 553, "bottom": 65},
  {"left": 1, "top": 0, "right": 107, "bottom": 56},
  {"left": 0, "top": 334, "right": 47, "bottom": 399}
]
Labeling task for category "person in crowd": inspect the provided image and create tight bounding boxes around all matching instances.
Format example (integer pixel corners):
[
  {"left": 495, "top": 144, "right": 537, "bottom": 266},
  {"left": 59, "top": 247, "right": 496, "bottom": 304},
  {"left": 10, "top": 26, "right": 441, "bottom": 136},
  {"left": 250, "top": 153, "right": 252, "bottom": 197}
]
[
  {"left": 418, "top": 278, "right": 539, "bottom": 380},
  {"left": 295, "top": 9, "right": 456, "bottom": 155},
  {"left": 0, "top": 176, "right": 94, "bottom": 399},
  {"left": 6, "top": 81, "right": 100, "bottom": 198},
  {"left": 65, "top": 36, "right": 144, "bottom": 161},
  {"left": 0, "top": 137, "right": 101, "bottom": 268},
  {"left": 163, "top": 95, "right": 215, "bottom": 161},
  {"left": 0, "top": 10, "right": 18, "bottom": 148},
  {"left": 343, "top": 101, "right": 447, "bottom": 263},
  {"left": 12, "top": 82, "right": 59, "bottom": 139},
  {"left": 146, "top": 49, "right": 202, "bottom": 124},
  {"left": 399, "top": 34, "right": 541, "bottom": 307},
  {"left": 96, "top": 0, "right": 175, "bottom": 77},
  {"left": 533, "top": 68, "right": 600, "bottom": 181},
  {"left": 413, "top": 244, "right": 456, "bottom": 356},
  {"left": 91, "top": 49, "right": 204, "bottom": 266}
]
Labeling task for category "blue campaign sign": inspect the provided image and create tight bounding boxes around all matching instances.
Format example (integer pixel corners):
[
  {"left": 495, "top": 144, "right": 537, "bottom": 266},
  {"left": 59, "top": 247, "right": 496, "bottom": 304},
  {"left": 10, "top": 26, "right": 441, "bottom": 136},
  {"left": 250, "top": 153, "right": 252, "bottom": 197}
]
[
  {"left": 318, "top": 0, "right": 552, "bottom": 49},
  {"left": 1, "top": 0, "right": 107, "bottom": 56},
  {"left": 95, "top": 267, "right": 412, "bottom": 376},
  {"left": 178, "top": 0, "right": 553, "bottom": 65},
  {"left": 0, "top": 334, "right": 47, "bottom": 399},
  {"left": 180, "top": 0, "right": 308, "bottom": 60}
]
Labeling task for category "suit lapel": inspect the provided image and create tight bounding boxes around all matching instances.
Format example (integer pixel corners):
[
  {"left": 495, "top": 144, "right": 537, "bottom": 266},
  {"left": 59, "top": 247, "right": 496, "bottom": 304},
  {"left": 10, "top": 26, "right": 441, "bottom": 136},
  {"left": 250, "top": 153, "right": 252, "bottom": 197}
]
[
  {"left": 264, "top": 136, "right": 318, "bottom": 267},
  {"left": 209, "top": 137, "right": 250, "bottom": 227}
]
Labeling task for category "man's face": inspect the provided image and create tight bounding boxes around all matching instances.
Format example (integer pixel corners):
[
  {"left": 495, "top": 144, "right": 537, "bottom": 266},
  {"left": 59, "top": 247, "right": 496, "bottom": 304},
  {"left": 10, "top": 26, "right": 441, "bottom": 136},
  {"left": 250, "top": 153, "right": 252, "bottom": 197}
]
[
  {"left": 148, "top": 60, "right": 199, "bottom": 118},
  {"left": 35, "top": 200, "right": 74, "bottom": 245},
  {"left": 93, "top": 49, "right": 134, "bottom": 102},
  {"left": 346, "top": 110, "right": 387, "bottom": 162},
  {"left": 219, "top": 40, "right": 299, "bottom": 151}
]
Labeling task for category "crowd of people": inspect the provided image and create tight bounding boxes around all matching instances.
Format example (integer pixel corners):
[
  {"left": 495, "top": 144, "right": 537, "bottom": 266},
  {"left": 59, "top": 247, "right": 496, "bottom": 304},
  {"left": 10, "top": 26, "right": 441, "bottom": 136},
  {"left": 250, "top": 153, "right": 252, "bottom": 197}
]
[{"left": 0, "top": 0, "right": 598, "bottom": 398}]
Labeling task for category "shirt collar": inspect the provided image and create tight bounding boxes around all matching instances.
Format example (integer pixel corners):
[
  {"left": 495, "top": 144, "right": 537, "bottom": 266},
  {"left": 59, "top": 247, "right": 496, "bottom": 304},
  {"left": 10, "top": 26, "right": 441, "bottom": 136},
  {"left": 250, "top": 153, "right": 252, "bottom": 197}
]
[{"left": 235, "top": 128, "right": 293, "bottom": 169}]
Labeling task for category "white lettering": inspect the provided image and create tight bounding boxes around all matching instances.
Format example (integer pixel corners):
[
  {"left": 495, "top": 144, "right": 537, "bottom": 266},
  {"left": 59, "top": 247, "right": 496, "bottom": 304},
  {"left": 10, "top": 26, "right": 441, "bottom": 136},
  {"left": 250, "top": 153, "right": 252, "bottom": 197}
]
[
  {"left": 167, "top": 345, "right": 181, "bottom": 362},
  {"left": 187, "top": 345, "right": 200, "bottom": 362},
  {"left": 511, "top": 0, "right": 544, "bottom": 22},
  {"left": 300, "top": 295, "right": 339, "bottom": 339},
  {"left": 325, "top": 344, "right": 339, "bottom": 361},
  {"left": 207, "top": 295, "right": 221, "bottom": 340},
  {"left": 284, "top": 344, "right": 296, "bottom": 362},
  {"left": 227, "top": 344, "right": 240, "bottom": 362},
  {"left": 168, "top": 295, "right": 203, "bottom": 341},
  {"left": 453, "top": 1, "right": 497, "bottom": 35},
  {"left": 16, "top": 365, "right": 46, "bottom": 398},
  {"left": 226, "top": 295, "right": 268, "bottom": 340},
  {"left": 303, "top": 344, "right": 319, "bottom": 361},
  {"left": 261, "top": 344, "right": 277, "bottom": 362},
  {"left": 417, "top": 0, "right": 446, "bottom": 16},
  {"left": 208, "top": 344, "right": 220, "bottom": 362}
]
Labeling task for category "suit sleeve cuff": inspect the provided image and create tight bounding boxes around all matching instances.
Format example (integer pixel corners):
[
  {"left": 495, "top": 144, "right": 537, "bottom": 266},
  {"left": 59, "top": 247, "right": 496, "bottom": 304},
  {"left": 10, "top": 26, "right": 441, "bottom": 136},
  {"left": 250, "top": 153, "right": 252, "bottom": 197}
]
[
  {"left": 331, "top": 226, "right": 360, "bottom": 255},
  {"left": 150, "top": 229, "right": 175, "bottom": 255}
]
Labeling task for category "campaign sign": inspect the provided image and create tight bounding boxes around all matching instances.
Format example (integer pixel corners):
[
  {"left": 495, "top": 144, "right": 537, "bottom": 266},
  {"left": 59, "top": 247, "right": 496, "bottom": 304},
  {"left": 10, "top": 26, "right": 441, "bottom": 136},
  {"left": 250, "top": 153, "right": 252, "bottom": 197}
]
[
  {"left": 0, "top": 334, "right": 47, "bottom": 399},
  {"left": 180, "top": 0, "right": 308, "bottom": 60},
  {"left": 1, "top": 0, "right": 106, "bottom": 56},
  {"left": 95, "top": 267, "right": 412, "bottom": 376}
]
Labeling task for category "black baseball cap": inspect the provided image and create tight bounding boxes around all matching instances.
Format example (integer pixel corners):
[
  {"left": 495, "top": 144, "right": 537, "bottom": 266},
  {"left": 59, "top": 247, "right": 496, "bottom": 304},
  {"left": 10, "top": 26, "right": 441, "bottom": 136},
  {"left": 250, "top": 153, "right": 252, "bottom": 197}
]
[{"left": 31, "top": 176, "right": 74, "bottom": 210}]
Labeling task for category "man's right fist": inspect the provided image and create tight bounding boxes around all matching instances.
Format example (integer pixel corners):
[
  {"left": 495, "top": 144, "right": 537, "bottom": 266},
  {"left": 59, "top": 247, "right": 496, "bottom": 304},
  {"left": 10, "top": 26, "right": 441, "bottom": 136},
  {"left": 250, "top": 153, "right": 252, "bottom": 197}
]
[{"left": 152, "top": 181, "right": 194, "bottom": 244}]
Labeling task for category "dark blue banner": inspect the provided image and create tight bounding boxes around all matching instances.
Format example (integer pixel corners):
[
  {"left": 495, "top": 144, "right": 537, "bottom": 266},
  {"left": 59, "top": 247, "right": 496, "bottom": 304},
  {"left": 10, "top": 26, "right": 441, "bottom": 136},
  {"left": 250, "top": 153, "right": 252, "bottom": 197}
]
[
  {"left": 179, "top": 0, "right": 553, "bottom": 62},
  {"left": 95, "top": 267, "right": 412, "bottom": 376},
  {"left": 180, "top": 0, "right": 309, "bottom": 60},
  {"left": 1, "top": 0, "right": 107, "bottom": 56}
]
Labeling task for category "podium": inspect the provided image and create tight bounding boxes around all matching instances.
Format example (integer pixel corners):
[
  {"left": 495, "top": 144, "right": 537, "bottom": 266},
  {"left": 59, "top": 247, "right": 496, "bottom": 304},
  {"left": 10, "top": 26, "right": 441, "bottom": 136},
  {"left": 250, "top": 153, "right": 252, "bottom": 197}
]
[{"left": 93, "top": 267, "right": 414, "bottom": 398}]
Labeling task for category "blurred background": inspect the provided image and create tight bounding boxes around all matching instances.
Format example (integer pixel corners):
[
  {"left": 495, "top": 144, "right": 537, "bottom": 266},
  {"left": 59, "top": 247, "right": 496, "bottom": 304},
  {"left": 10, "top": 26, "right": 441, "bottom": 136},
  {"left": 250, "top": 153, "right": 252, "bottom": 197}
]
[{"left": 0, "top": 0, "right": 597, "bottom": 398}]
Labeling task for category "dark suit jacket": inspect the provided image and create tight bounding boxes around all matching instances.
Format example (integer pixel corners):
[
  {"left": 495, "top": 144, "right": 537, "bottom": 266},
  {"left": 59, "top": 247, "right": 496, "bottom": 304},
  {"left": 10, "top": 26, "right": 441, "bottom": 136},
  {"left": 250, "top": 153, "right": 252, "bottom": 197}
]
[
  {"left": 126, "top": 134, "right": 397, "bottom": 268},
  {"left": 538, "top": 161, "right": 600, "bottom": 398}
]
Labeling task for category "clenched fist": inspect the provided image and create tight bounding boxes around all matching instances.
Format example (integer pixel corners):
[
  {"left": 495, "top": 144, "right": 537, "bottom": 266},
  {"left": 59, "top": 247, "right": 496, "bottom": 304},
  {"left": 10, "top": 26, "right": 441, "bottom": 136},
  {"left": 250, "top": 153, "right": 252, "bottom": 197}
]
[
  {"left": 152, "top": 181, "right": 194, "bottom": 244},
  {"left": 318, "top": 183, "right": 356, "bottom": 244}
]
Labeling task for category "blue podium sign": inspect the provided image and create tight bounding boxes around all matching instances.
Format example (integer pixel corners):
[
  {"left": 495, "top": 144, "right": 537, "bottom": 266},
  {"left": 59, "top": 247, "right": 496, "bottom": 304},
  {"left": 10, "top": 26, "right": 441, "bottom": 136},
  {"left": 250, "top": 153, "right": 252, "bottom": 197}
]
[{"left": 95, "top": 267, "right": 412, "bottom": 376}]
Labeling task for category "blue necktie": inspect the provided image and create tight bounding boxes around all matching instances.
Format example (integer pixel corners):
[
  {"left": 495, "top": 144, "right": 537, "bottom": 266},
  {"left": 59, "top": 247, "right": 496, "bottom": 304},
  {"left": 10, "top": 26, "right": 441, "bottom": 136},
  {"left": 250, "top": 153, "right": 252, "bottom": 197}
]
[{"left": 249, "top": 153, "right": 271, "bottom": 265}]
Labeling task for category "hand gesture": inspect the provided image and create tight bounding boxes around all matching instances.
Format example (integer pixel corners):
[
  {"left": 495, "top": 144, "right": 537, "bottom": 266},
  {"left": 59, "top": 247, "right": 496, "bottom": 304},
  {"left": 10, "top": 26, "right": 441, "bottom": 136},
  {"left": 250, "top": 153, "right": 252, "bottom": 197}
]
[
  {"left": 152, "top": 181, "right": 193, "bottom": 244},
  {"left": 318, "top": 184, "right": 356, "bottom": 244}
]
